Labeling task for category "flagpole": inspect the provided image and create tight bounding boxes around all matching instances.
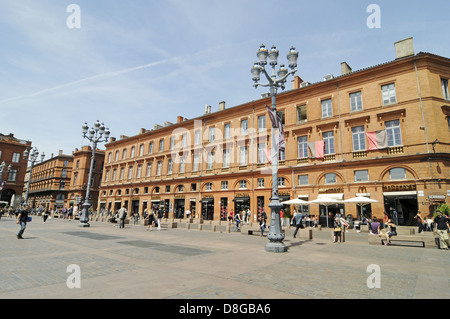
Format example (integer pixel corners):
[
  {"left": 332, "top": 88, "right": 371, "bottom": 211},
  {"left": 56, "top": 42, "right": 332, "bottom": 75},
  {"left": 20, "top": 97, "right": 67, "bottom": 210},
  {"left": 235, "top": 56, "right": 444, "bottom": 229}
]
[{"left": 251, "top": 44, "right": 299, "bottom": 253}]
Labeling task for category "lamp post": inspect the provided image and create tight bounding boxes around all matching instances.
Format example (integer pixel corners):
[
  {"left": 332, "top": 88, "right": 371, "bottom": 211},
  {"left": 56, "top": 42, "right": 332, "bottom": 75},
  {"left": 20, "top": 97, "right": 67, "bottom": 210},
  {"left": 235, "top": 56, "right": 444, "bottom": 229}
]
[
  {"left": 251, "top": 44, "right": 298, "bottom": 253},
  {"left": 23, "top": 148, "right": 45, "bottom": 207},
  {"left": 79, "top": 120, "right": 110, "bottom": 227}
]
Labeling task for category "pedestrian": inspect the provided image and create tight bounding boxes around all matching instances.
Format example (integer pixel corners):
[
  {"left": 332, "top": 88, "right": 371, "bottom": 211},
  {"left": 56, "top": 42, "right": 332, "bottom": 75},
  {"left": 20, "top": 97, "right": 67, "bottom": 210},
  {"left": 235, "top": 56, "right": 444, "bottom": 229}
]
[
  {"left": 228, "top": 210, "right": 234, "bottom": 223},
  {"left": 43, "top": 207, "right": 50, "bottom": 223},
  {"left": 259, "top": 213, "right": 266, "bottom": 236},
  {"left": 280, "top": 209, "right": 284, "bottom": 227},
  {"left": 157, "top": 207, "right": 164, "bottom": 230},
  {"left": 292, "top": 211, "right": 304, "bottom": 238},
  {"left": 234, "top": 211, "right": 242, "bottom": 230},
  {"left": 433, "top": 210, "right": 450, "bottom": 250},
  {"left": 414, "top": 211, "right": 425, "bottom": 233},
  {"left": 132, "top": 211, "right": 140, "bottom": 225},
  {"left": 333, "top": 216, "right": 342, "bottom": 243},
  {"left": 382, "top": 213, "right": 397, "bottom": 246},
  {"left": 339, "top": 215, "right": 350, "bottom": 233},
  {"left": 118, "top": 205, "right": 127, "bottom": 229},
  {"left": 369, "top": 216, "right": 381, "bottom": 235},
  {"left": 246, "top": 208, "right": 251, "bottom": 224},
  {"left": 185, "top": 208, "right": 191, "bottom": 219},
  {"left": 146, "top": 209, "right": 155, "bottom": 231},
  {"left": 16, "top": 205, "right": 30, "bottom": 239}
]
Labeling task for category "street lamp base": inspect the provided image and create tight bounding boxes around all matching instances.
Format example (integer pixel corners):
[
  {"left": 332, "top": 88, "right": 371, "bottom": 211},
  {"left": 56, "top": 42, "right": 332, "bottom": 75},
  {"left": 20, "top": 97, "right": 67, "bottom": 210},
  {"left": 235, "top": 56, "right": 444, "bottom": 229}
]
[
  {"left": 265, "top": 241, "right": 288, "bottom": 253},
  {"left": 78, "top": 221, "right": 90, "bottom": 228}
]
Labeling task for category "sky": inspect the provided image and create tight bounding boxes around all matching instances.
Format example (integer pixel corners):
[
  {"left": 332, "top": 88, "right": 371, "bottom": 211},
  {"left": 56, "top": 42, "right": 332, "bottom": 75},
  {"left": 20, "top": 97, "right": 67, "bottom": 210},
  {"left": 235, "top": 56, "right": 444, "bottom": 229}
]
[{"left": 0, "top": 0, "right": 449, "bottom": 160}]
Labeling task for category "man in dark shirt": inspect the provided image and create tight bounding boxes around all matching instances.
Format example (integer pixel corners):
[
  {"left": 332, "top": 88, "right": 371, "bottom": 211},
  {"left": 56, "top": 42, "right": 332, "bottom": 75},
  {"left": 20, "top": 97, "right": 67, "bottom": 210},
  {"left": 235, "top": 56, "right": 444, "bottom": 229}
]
[
  {"left": 434, "top": 211, "right": 450, "bottom": 250},
  {"left": 16, "top": 205, "right": 30, "bottom": 239}
]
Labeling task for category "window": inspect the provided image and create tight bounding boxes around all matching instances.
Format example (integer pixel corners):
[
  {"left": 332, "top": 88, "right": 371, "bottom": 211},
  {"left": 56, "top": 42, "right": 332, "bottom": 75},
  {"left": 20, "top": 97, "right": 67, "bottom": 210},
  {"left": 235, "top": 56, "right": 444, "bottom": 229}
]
[
  {"left": 298, "top": 174, "right": 308, "bottom": 185},
  {"left": 73, "top": 174, "right": 78, "bottom": 186},
  {"left": 381, "top": 83, "right": 397, "bottom": 105},
  {"left": 257, "top": 143, "right": 266, "bottom": 163},
  {"left": 350, "top": 91, "right": 363, "bottom": 112},
  {"left": 159, "top": 139, "right": 164, "bottom": 152},
  {"left": 195, "top": 130, "right": 201, "bottom": 145},
  {"left": 156, "top": 161, "right": 162, "bottom": 176},
  {"left": 279, "top": 149, "right": 285, "bottom": 161},
  {"left": 61, "top": 168, "right": 67, "bottom": 178},
  {"left": 239, "top": 180, "right": 247, "bottom": 189},
  {"left": 139, "top": 144, "right": 144, "bottom": 156},
  {"left": 107, "top": 152, "right": 111, "bottom": 163},
  {"left": 59, "top": 180, "right": 65, "bottom": 190},
  {"left": 441, "top": 78, "right": 449, "bottom": 100},
  {"left": 239, "top": 146, "right": 248, "bottom": 165},
  {"left": 223, "top": 149, "right": 230, "bottom": 168},
  {"left": 354, "top": 170, "right": 369, "bottom": 182},
  {"left": 127, "top": 166, "right": 133, "bottom": 179},
  {"left": 241, "top": 119, "right": 248, "bottom": 135},
  {"left": 182, "top": 134, "right": 187, "bottom": 148},
  {"left": 321, "top": 99, "right": 333, "bottom": 118},
  {"left": 167, "top": 159, "right": 173, "bottom": 175},
  {"left": 351, "top": 126, "right": 366, "bottom": 151},
  {"left": 325, "top": 173, "right": 337, "bottom": 184},
  {"left": 258, "top": 115, "right": 266, "bottom": 131},
  {"left": 105, "top": 170, "right": 109, "bottom": 182},
  {"left": 224, "top": 123, "right": 231, "bottom": 139},
  {"left": 149, "top": 142, "right": 154, "bottom": 154},
  {"left": 120, "top": 167, "right": 124, "bottom": 180},
  {"left": 277, "top": 110, "right": 285, "bottom": 125},
  {"left": 146, "top": 163, "right": 152, "bottom": 177},
  {"left": 9, "top": 169, "right": 17, "bottom": 182},
  {"left": 297, "top": 105, "right": 307, "bottom": 122},
  {"left": 170, "top": 137, "right": 175, "bottom": 150},
  {"left": 122, "top": 149, "right": 127, "bottom": 160},
  {"left": 130, "top": 147, "right": 135, "bottom": 158},
  {"left": 385, "top": 119, "right": 402, "bottom": 146},
  {"left": 63, "top": 160, "right": 68, "bottom": 167},
  {"left": 136, "top": 164, "right": 142, "bottom": 178},
  {"left": 177, "top": 185, "right": 184, "bottom": 192},
  {"left": 257, "top": 178, "right": 264, "bottom": 188},
  {"left": 115, "top": 151, "right": 119, "bottom": 161},
  {"left": 297, "top": 136, "right": 308, "bottom": 158},
  {"left": 179, "top": 156, "right": 185, "bottom": 173},
  {"left": 207, "top": 152, "right": 214, "bottom": 170},
  {"left": 278, "top": 177, "right": 285, "bottom": 187},
  {"left": 165, "top": 185, "right": 170, "bottom": 193},
  {"left": 193, "top": 154, "right": 200, "bottom": 172},
  {"left": 154, "top": 186, "right": 160, "bottom": 194},
  {"left": 209, "top": 127, "right": 215, "bottom": 141},
  {"left": 221, "top": 181, "right": 228, "bottom": 190},
  {"left": 191, "top": 183, "right": 197, "bottom": 191},
  {"left": 205, "top": 182, "right": 212, "bottom": 191},
  {"left": 323, "top": 131, "right": 335, "bottom": 155},
  {"left": 389, "top": 167, "right": 406, "bottom": 180}
]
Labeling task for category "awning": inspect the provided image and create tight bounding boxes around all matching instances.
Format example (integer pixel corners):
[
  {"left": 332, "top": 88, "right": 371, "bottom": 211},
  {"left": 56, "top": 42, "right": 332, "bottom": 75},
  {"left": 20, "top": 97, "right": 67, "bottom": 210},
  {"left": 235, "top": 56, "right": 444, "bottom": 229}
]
[
  {"left": 383, "top": 191, "right": 417, "bottom": 196},
  {"left": 318, "top": 193, "right": 344, "bottom": 200},
  {"left": 233, "top": 196, "right": 250, "bottom": 202},
  {"left": 201, "top": 198, "right": 214, "bottom": 203}
]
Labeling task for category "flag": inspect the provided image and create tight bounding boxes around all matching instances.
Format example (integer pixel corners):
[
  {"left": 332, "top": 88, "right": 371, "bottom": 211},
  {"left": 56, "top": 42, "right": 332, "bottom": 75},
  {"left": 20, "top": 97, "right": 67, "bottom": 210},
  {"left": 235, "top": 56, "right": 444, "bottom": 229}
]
[
  {"left": 264, "top": 148, "right": 272, "bottom": 164},
  {"left": 366, "top": 130, "right": 388, "bottom": 150},
  {"left": 308, "top": 141, "right": 324, "bottom": 158},
  {"left": 265, "top": 104, "right": 286, "bottom": 152}
]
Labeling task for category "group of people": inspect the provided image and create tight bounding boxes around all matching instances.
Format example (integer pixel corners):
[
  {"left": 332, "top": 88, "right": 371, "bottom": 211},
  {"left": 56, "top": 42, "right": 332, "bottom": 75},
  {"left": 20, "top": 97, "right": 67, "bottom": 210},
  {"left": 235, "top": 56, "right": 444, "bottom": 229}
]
[{"left": 108, "top": 205, "right": 166, "bottom": 231}]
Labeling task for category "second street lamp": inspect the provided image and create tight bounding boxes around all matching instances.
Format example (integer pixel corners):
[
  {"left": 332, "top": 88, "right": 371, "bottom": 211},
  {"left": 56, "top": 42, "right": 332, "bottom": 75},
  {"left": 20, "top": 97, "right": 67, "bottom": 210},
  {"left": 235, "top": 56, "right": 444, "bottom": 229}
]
[
  {"left": 252, "top": 44, "right": 298, "bottom": 253},
  {"left": 79, "top": 120, "right": 110, "bottom": 227}
]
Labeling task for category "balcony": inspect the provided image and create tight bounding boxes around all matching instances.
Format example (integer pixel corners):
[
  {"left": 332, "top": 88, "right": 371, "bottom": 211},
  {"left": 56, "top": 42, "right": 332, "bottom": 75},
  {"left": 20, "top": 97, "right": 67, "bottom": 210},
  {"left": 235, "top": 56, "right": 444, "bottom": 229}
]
[
  {"left": 353, "top": 151, "right": 367, "bottom": 158},
  {"left": 387, "top": 146, "right": 404, "bottom": 155},
  {"left": 324, "top": 154, "right": 336, "bottom": 162}
]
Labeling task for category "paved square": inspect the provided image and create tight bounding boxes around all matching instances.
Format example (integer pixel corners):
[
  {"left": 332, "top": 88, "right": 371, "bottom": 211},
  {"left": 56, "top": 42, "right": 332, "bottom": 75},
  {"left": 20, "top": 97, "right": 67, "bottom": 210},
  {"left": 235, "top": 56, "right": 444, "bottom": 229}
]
[{"left": 0, "top": 217, "right": 449, "bottom": 300}]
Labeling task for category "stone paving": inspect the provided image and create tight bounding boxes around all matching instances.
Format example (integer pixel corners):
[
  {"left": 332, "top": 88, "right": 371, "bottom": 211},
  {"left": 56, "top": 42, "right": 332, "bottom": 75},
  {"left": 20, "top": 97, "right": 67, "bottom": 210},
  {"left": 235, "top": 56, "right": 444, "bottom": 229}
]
[{"left": 0, "top": 216, "right": 449, "bottom": 300}]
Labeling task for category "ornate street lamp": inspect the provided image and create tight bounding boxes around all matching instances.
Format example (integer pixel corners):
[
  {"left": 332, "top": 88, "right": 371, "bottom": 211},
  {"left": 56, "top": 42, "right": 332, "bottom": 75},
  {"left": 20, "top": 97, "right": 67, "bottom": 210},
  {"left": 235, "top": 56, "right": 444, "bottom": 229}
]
[
  {"left": 79, "top": 120, "right": 110, "bottom": 227},
  {"left": 252, "top": 44, "right": 298, "bottom": 253},
  {"left": 23, "top": 148, "right": 45, "bottom": 206}
]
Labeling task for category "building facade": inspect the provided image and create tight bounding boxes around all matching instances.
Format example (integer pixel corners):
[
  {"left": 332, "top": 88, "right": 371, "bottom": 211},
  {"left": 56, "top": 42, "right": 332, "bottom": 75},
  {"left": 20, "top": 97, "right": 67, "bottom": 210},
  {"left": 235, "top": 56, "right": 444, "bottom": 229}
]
[
  {"left": 25, "top": 150, "right": 73, "bottom": 210},
  {"left": 0, "top": 133, "right": 32, "bottom": 207},
  {"left": 99, "top": 40, "right": 450, "bottom": 226},
  {"left": 67, "top": 146, "right": 105, "bottom": 214}
]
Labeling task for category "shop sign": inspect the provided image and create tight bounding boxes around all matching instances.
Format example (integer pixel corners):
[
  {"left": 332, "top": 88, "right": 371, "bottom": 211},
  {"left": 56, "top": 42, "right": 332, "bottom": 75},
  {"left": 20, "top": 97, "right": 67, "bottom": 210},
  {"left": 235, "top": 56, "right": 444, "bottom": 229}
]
[
  {"left": 382, "top": 184, "right": 416, "bottom": 192},
  {"left": 319, "top": 187, "right": 343, "bottom": 194}
]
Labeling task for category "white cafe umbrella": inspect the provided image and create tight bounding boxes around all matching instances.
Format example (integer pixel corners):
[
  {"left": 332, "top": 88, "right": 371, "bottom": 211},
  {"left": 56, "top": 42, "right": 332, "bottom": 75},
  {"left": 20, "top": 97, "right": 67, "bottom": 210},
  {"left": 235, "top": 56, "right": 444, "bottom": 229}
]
[
  {"left": 309, "top": 196, "right": 344, "bottom": 227},
  {"left": 281, "top": 198, "right": 309, "bottom": 205},
  {"left": 344, "top": 196, "right": 379, "bottom": 218},
  {"left": 10, "top": 194, "right": 15, "bottom": 209}
]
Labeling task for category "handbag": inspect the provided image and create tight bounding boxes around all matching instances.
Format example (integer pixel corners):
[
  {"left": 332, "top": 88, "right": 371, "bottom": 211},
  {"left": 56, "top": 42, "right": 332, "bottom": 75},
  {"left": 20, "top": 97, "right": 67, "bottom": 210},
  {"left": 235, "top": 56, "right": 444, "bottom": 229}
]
[{"left": 27, "top": 216, "right": 32, "bottom": 222}]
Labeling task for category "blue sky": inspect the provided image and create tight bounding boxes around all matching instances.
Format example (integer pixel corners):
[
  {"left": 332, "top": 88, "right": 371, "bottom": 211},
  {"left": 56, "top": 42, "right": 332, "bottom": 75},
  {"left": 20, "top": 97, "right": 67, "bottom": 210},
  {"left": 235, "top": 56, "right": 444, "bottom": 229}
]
[{"left": 0, "top": 0, "right": 449, "bottom": 159}]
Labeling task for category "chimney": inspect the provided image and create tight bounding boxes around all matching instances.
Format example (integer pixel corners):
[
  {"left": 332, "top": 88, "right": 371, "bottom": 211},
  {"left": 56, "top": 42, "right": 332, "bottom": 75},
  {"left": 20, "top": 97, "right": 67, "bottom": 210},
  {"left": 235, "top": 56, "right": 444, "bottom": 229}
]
[
  {"left": 110, "top": 137, "right": 116, "bottom": 142},
  {"left": 219, "top": 101, "right": 226, "bottom": 111},
  {"left": 177, "top": 116, "right": 184, "bottom": 123},
  {"left": 341, "top": 62, "right": 352, "bottom": 75},
  {"left": 291, "top": 76, "right": 303, "bottom": 89},
  {"left": 394, "top": 37, "right": 414, "bottom": 59},
  {"left": 58, "top": 150, "right": 63, "bottom": 156},
  {"left": 139, "top": 128, "right": 147, "bottom": 134},
  {"left": 204, "top": 104, "right": 211, "bottom": 114}
]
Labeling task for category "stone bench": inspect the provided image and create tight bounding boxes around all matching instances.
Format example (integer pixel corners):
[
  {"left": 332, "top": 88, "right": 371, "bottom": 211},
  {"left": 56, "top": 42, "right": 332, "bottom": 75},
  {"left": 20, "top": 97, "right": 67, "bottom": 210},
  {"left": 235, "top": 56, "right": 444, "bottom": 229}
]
[{"left": 368, "top": 234, "right": 439, "bottom": 248}]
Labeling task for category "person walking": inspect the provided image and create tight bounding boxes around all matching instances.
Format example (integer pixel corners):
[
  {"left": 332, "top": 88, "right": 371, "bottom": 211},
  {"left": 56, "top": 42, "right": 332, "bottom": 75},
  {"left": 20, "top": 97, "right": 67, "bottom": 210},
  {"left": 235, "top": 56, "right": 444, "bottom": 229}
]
[
  {"left": 146, "top": 209, "right": 155, "bottom": 231},
  {"left": 234, "top": 211, "right": 242, "bottom": 230},
  {"left": 118, "top": 205, "right": 127, "bottom": 229},
  {"left": 333, "top": 216, "right": 342, "bottom": 243},
  {"left": 433, "top": 210, "right": 450, "bottom": 250},
  {"left": 16, "top": 205, "right": 30, "bottom": 239},
  {"left": 259, "top": 212, "right": 266, "bottom": 237},
  {"left": 43, "top": 207, "right": 50, "bottom": 223},
  {"left": 414, "top": 211, "right": 426, "bottom": 234},
  {"left": 292, "top": 211, "right": 304, "bottom": 238},
  {"left": 157, "top": 207, "right": 164, "bottom": 230}
]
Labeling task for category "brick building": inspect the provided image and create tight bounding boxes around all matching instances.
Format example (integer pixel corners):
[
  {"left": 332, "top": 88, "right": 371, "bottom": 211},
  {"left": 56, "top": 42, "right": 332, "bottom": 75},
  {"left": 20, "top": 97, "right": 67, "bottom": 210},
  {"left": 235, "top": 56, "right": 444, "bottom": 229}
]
[
  {"left": 0, "top": 133, "right": 32, "bottom": 207},
  {"left": 25, "top": 150, "right": 73, "bottom": 210},
  {"left": 99, "top": 38, "right": 449, "bottom": 226},
  {"left": 67, "top": 146, "right": 105, "bottom": 214}
]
